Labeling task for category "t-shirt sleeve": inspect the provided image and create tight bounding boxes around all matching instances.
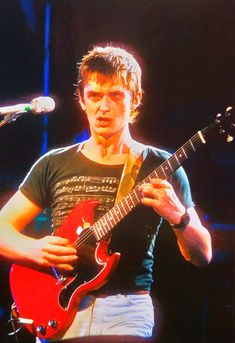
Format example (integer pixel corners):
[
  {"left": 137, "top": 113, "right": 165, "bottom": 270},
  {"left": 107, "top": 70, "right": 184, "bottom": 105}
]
[
  {"left": 19, "top": 153, "right": 51, "bottom": 209},
  {"left": 171, "top": 165, "right": 195, "bottom": 209},
  {"left": 148, "top": 146, "right": 195, "bottom": 209}
]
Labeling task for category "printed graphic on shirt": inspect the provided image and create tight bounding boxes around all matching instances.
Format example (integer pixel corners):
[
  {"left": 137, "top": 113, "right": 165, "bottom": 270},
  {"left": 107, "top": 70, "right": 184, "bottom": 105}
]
[{"left": 51, "top": 175, "right": 120, "bottom": 228}]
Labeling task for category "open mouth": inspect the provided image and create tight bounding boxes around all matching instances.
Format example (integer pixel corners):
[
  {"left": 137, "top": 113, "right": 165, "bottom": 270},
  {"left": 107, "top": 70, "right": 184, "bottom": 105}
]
[{"left": 96, "top": 117, "right": 112, "bottom": 126}]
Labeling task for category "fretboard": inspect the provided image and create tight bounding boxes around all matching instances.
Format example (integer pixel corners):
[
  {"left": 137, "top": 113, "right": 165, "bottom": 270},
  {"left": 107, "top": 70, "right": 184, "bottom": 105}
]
[{"left": 92, "top": 127, "right": 211, "bottom": 241}]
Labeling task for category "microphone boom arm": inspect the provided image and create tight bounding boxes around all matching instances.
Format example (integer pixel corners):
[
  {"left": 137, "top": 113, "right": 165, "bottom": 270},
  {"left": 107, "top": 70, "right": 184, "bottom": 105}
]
[{"left": 0, "top": 110, "right": 28, "bottom": 128}]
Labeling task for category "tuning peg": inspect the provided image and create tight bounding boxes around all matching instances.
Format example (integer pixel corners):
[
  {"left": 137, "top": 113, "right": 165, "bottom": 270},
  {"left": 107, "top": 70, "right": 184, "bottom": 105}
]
[
  {"left": 226, "top": 106, "right": 233, "bottom": 112},
  {"left": 215, "top": 113, "right": 222, "bottom": 124},
  {"left": 227, "top": 135, "right": 233, "bottom": 143}
]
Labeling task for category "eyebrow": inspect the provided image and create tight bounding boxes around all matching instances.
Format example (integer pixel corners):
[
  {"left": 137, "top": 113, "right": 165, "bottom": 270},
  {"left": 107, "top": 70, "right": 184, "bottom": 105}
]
[
  {"left": 86, "top": 90, "right": 125, "bottom": 96},
  {"left": 86, "top": 91, "right": 102, "bottom": 97}
]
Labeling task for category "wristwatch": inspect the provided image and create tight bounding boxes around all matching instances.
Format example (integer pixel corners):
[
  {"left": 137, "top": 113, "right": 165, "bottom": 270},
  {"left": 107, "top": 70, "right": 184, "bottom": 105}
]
[{"left": 170, "top": 210, "right": 190, "bottom": 231}]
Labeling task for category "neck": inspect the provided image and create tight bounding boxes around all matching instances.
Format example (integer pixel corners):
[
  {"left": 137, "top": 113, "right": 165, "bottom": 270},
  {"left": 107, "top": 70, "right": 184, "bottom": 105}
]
[{"left": 82, "top": 129, "right": 133, "bottom": 164}]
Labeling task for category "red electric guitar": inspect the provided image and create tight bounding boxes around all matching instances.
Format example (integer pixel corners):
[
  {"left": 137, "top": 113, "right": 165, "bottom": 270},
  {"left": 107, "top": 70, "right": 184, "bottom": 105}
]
[{"left": 9, "top": 108, "right": 234, "bottom": 339}]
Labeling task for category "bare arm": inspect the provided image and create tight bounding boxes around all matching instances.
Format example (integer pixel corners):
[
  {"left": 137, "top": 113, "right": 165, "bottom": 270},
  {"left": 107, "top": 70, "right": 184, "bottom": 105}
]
[
  {"left": 0, "top": 190, "right": 78, "bottom": 270},
  {"left": 140, "top": 178, "right": 212, "bottom": 267}
]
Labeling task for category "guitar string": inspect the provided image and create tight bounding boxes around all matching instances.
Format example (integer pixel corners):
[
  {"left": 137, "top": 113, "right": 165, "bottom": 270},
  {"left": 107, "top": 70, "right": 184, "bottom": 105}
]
[
  {"left": 63, "top": 121, "right": 223, "bottom": 254},
  {"left": 72, "top": 132, "right": 204, "bottom": 252},
  {"left": 53, "top": 123, "right": 219, "bottom": 276},
  {"left": 71, "top": 132, "right": 205, "bottom": 254}
]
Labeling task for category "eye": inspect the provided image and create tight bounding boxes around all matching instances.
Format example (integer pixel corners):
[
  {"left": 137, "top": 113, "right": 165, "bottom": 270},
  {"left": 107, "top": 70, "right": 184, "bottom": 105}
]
[
  {"left": 87, "top": 92, "right": 102, "bottom": 101},
  {"left": 109, "top": 91, "right": 125, "bottom": 100}
]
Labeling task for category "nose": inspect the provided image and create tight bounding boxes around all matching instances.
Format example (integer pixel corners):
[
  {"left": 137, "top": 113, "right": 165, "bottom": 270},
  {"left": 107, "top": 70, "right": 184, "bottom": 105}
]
[{"left": 99, "top": 95, "right": 110, "bottom": 113}]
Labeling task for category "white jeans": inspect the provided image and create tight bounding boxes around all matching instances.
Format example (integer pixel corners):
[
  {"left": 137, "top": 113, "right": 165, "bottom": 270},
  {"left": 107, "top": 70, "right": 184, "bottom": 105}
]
[{"left": 37, "top": 293, "right": 154, "bottom": 342}]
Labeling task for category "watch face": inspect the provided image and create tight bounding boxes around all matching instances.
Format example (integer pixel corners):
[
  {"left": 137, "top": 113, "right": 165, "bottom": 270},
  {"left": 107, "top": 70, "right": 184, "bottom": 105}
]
[{"left": 174, "top": 211, "right": 190, "bottom": 230}]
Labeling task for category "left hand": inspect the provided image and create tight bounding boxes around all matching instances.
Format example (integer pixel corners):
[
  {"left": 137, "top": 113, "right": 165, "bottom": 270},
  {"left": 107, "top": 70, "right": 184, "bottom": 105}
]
[{"left": 140, "top": 178, "right": 186, "bottom": 225}]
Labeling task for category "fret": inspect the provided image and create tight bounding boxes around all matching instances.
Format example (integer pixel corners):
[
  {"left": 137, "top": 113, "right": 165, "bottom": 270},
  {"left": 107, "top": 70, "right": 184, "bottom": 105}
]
[
  {"left": 174, "top": 153, "right": 180, "bottom": 165},
  {"left": 132, "top": 189, "right": 140, "bottom": 203},
  {"left": 102, "top": 216, "right": 111, "bottom": 232},
  {"left": 162, "top": 162, "right": 169, "bottom": 173},
  {"left": 141, "top": 176, "right": 149, "bottom": 185},
  {"left": 181, "top": 146, "right": 188, "bottom": 159},
  {"left": 174, "top": 148, "right": 187, "bottom": 166},
  {"left": 120, "top": 200, "right": 128, "bottom": 215},
  {"left": 117, "top": 203, "right": 124, "bottom": 219},
  {"left": 95, "top": 223, "right": 105, "bottom": 240},
  {"left": 127, "top": 194, "right": 135, "bottom": 208},
  {"left": 124, "top": 196, "right": 132, "bottom": 211},
  {"left": 110, "top": 208, "right": 119, "bottom": 224},
  {"left": 189, "top": 139, "right": 196, "bottom": 151},
  {"left": 152, "top": 170, "right": 159, "bottom": 179},
  {"left": 93, "top": 226, "right": 101, "bottom": 241},
  {"left": 114, "top": 207, "right": 122, "bottom": 221},
  {"left": 107, "top": 212, "right": 115, "bottom": 225},
  {"left": 90, "top": 127, "right": 210, "bottom": 242},
  {"left": 160, "top": 165, "right": 167, "bottom": 179},
  {"left": 123, "top": 198, "right": 131, "bottom": 213},
  {"left": 167, "top": 159, "right": 174, "bottom": 171}
]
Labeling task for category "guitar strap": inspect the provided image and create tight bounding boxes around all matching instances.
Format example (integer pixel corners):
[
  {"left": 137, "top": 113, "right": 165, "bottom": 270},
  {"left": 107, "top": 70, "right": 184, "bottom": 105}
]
[{"left": 114, "top": 141, "right": 147, "bottom": 205}]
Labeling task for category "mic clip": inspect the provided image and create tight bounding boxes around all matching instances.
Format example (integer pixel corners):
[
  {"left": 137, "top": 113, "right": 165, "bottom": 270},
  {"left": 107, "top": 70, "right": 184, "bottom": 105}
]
[{"left": 0, "top": 110, "right": 27, "bottom": 128}]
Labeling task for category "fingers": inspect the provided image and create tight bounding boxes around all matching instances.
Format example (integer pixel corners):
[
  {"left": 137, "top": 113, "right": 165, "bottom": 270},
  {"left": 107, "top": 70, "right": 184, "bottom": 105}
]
[
  {"left": 139, "top": 178, "right": 173, "bottom": 210},
  {"left": 46, "top": 236, "right": 75, "bottom": 247},
  {"left": 43, "top": 250, "right": 78, "bottom": 263},
  {"left": 34, "top": 235, "right": 78, "bottom": 270},
  {"left": 139, "top": 178, "right": 186, "bottom": 224},
  {"left": 140, "top": 197, "right": 155, "bottom": 208},
  {"left": 140, "top": 178, "right": 172, "bottom": 195},
  {"left": 42, "top": 252, "right": 77, "bottom": 271},
  {"left": 41, "top": 236, "right": 77, "bottom": 254},
  {"left": 44, "top": 242, "right": 77, "bottom": 256},
  {"left": 41, "top": 259, "right": 75, "bottom": 271},
  {"left": 141, "top": 178, "right": 171, "bottom": 190}
]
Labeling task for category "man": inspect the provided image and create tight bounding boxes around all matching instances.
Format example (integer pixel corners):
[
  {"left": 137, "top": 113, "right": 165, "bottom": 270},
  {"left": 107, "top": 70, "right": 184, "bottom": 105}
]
[{"left": 0, "top": 46, "right": 212, "bottom": 342}]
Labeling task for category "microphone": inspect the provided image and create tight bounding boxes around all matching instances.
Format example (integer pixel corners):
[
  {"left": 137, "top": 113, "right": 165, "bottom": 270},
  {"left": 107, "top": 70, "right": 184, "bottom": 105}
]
[{"left": 0, "top": 96, "right": 55, "bottom": 115}]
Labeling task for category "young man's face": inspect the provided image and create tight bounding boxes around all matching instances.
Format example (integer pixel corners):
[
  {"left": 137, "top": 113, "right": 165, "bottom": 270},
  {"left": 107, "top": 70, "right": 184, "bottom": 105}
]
[{"left": 80, "top": 73, "right": 135, "bottom": 140}]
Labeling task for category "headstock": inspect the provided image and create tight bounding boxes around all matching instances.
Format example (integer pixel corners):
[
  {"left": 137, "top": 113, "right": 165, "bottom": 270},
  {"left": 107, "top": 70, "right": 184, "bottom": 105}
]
[{"left": 215, "top": 106, "right": 235, "bottom": 143}]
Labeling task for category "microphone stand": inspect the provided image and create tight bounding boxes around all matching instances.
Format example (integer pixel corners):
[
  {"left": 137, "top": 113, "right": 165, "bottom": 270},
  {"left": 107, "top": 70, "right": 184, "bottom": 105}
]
[{"left": 0, "top": 110, "right": 28, "bottom": 128}]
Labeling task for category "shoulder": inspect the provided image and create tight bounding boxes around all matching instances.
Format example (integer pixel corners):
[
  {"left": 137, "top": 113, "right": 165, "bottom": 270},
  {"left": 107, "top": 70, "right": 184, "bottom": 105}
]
[
  {"left": 131, "top": 139, "right": 171, "bottom": 160},
  {"left": 140, "top": 143, "right": 190, "bottom": 183},
  {"left": 145, "top": 145, "right": 189, "bottom": 181},
  {"left": 141, "top": 143, "right": 172, "bottom": 164},
  {"left": 25, "top": 143, "right": 83, "bottom": 176},
  {"left": 34, "top": 142, "right": 82, "bottom": 165},
  {"left": 44, "top": 142, "right": 82, "bottom": 158}
]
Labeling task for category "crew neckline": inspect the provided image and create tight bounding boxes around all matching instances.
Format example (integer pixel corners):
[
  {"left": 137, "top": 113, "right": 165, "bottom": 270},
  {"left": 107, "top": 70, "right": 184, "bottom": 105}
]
[{"left": 78, "top": 151, "right": 125, "bottom": 168}]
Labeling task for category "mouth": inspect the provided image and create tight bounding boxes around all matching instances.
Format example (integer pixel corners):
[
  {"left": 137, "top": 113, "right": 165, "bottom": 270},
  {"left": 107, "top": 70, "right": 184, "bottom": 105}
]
[{"left": 96, "top": 116, "right": 112, "bottom": 126}]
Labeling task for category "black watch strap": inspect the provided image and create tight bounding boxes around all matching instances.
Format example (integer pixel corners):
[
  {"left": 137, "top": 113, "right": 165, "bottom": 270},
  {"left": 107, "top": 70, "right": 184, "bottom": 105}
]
[{"left": 170, "top": 210, "right": 190, "bottom": 230}]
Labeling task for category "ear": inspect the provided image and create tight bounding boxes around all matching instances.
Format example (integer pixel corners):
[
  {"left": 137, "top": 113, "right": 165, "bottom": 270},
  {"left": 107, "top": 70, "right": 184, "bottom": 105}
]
[
  {"left": 79, "top": 95, "right": 87, "bottom": 112},
  {"left": 132, "top": 92, "right": 142, "bottom": 110}
]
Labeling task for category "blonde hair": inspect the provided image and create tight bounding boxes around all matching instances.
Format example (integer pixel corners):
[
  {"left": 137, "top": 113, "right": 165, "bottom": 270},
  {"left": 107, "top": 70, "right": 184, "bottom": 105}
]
[{"left": 76, "top": 46, "right": 143, "bottom": 122}]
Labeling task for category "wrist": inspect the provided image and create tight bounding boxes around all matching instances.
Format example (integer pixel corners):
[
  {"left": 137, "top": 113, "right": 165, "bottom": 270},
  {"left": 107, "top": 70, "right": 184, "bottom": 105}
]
[
  {"left": 17, "top": 236, "right": 36, "bottom": 262},
  {"left": 169, "top": 209, "right": 190, "bottom": 231}
]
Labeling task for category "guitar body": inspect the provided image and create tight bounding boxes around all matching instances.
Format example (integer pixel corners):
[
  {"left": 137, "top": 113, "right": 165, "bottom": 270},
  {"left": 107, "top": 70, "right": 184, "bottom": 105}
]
[
  {"left": 10, "top": 199, "right": 120, "bottom": 339},
  {"left": 9, "top": 106, "right": 234, "bottom": 340}
]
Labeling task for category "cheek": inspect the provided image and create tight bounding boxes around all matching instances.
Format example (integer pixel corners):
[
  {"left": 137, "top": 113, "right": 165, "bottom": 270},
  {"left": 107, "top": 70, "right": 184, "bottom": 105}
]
[
  {"left": 118, "top": 98, "right": 131, "bottom": 112},
  {"left": 84, "top": 101, "right": 99, "bottom": 116}
]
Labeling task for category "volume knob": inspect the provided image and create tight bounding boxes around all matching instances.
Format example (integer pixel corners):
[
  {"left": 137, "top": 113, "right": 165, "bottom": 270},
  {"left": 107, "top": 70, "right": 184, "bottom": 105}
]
[
  {"left": 48, "top": 320, "right": 58, "bottom": 329},
  {"left": 36, "top": 325, "right": 47, "bottom": 335}
]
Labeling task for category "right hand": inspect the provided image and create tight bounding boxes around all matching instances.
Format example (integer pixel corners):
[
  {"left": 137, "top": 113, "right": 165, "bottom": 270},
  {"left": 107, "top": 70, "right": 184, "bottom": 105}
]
[{"left": 26, "top": 235, "right": 78, "bottom": 271}]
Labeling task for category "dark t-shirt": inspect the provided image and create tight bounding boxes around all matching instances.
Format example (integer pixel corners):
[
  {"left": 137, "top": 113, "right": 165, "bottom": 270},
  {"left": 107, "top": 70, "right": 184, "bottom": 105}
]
[{"left": 20, "top": 143, "right": 194, "bottom": 292}]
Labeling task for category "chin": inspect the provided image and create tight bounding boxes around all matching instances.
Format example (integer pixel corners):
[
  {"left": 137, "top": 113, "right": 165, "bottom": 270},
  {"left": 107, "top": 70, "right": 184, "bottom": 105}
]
[{"left": 95, "top": 128, "right": 114, "bottom": 137}]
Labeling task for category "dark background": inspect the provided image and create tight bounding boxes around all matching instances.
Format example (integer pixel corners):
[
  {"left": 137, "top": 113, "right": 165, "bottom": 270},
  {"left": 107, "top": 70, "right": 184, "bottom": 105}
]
[{"left": 0, "top": 1, "right": 234, "bottom": 342}]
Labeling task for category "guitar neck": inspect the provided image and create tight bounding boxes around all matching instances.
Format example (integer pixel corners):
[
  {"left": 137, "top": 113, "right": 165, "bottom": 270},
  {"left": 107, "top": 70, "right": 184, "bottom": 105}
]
[{"left": 93, "top": 124, "right": 216, "bottom": 241}]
